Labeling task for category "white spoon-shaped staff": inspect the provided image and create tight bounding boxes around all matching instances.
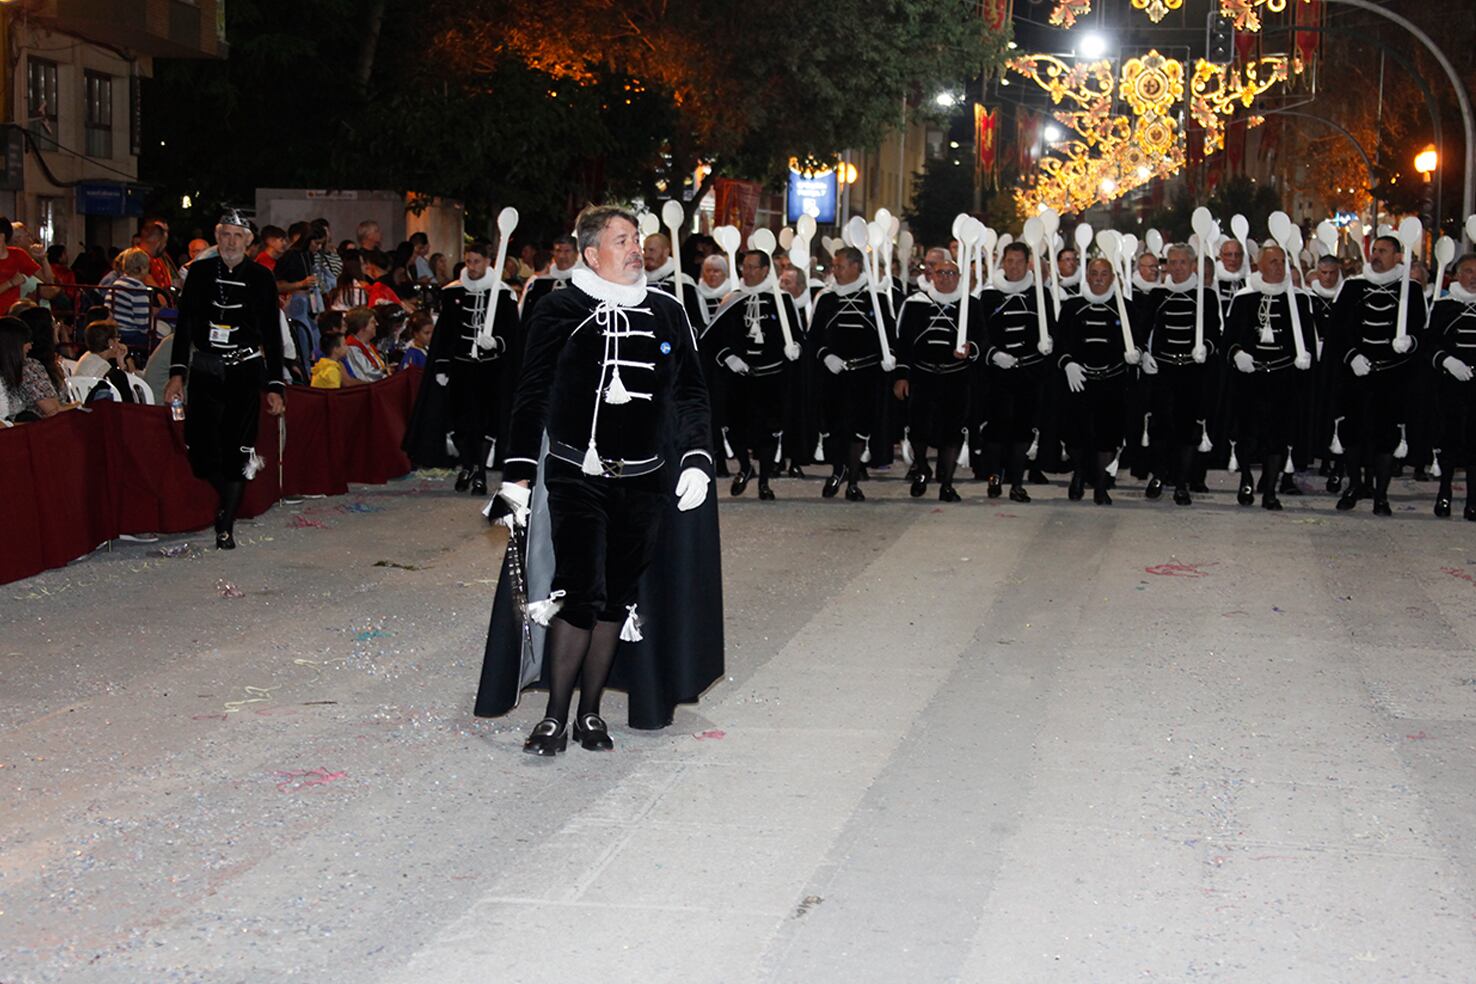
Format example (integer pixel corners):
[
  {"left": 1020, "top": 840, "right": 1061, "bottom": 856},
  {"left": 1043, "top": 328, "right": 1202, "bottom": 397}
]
[
  {"left": 797, "top": 214, "right": 817, "bottom": 242},
  {"left": 1395, "top": 216, "right": 1423, "bottom": 350},
  {"left": 1119, "top": 232, "right": 1140, "bottom": 299},
  {"left": 478, "top": 206, "right": 518, "bottom": 349},
  {"left": 1317, "top": 219, "right": 1339, "bottom": 259},
  {"left": 1022, "top": 217, "right": 1053, "bottom": 356},
  {"left": 638, "top": 212, "right": 660, "bottom": 243},
  {"left": 1267, "top": 211, "right": 1311, "bottom": 369},
  {"left": 979, "top": 226, "right": 998, "bottom": 284},
  {"left": 955, "top": 219, "right": 983, "bottom": 355},
  {"left": 661, "top": 199, "right": 687, "bottom": 313},
  {"left": 713, "top": 225, "right": 742, "bottom": 292},
  {"left": 1190, "top": 207, "right": 1215, "bottom": 363},
  {"left": 748, "top": 227, "right": 799, "bottom": 361},
  {"left": 778, "top": 227, "right": 795, "bottom": 251},
  {"left": 874, "top": 207, "right": 894, "bottom": 285},
  {"left": 1039, "top": 207, "right": 1062, "bottom": 315},
  {"left": 1230, "top": 214, "right": 1250, "bottom": 256},
  {"left": 1465, "top": 214, "right": 1476, "bottom": 249},
  {"left": 1146, "top": 228, "right": 1164, "bottom": 259},
  {"left": 790, "top": 235, "right": 811, "bottom": 279},
  {"left": 1431, "top": 235, "right": 1457, "bottom": 314},
  {"left": 865, "top": 221, "right": 896, "bottom": 370},
  {"left": 1097, "top": 232, "right": 1139, "bottom": 364}
]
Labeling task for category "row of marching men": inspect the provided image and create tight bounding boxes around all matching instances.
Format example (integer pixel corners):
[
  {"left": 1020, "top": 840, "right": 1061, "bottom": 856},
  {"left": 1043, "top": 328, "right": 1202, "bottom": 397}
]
[{"left": 676, "top": 204, "right": 1476, "bottom": 520}]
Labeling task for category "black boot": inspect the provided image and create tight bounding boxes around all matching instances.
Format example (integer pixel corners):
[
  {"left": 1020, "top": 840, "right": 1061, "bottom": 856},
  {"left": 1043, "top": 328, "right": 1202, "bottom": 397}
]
[
  {"left": 216, "top": 480, "right": 245, "bottom": 550},
  {"left": 454, "top": 466, "right": 473, "bottom": 492}
]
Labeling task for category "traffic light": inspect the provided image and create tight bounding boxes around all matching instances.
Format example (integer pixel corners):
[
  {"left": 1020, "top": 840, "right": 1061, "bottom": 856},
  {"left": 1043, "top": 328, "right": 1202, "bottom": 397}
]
[{"left": 1207, "top": 13, "right": 1234, "bottom": 65}]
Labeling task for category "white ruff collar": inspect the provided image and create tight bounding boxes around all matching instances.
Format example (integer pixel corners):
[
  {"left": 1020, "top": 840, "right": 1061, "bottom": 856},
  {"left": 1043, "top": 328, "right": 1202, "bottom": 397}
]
[
  {"left": 1309, "top": 279, "right": 1342, "bottom": 300},
  {"left": 460, "top": 267, "right": 506, "bottom": 294},
  {"left": 1163, "top": 274, "right": 1199, "bottom": 294},
  {"left": 830, "top": 276, "right": 868, "bottom": 297},
  {"left": 1362, "top": 263, "right": 1404, "bottom": 286},
  {"left": 990, "top": 270, "right": 1034, "bottom": 294},
  {"left": 923, "top": 280, "right": 963, "bottom": 304},
  {"left": 1448, "top": 281, "right": 1476, "bottom": 304},
  {"left": 790, "top": 289, "right": 811, "bottom": 311},
  {"left": 1215, "top": 261, "right": 1246, "bottom": 283},
  {"left": 739, "top": 272, "right": 779, "bottom": 296},
  {"left": 696, "top": 279, "right": 729, "bottom": 300},
  {"left": 572, "top": 267, "right": 649, "bottom": 307},
  {"left": 1132, "top": 272, "right": 1159, "bottom": 294},
  {"left": 1246, "top": 272, "right": 1290, "bottom": 295},
  {"left": 545, "top": 263, "right": 575, "bottom": 281},
  {"left": 916, "top": 274, "right": 930, "bottom": 291},
  {"left": 1056, "top": 268, "right": 1082, "bottom": 288},
  {"left": 1081, "top": 281, "right": 1115, "bottom": 305},
  {"left": 645, "top": 256, "right": 678, "bottom": 282}
]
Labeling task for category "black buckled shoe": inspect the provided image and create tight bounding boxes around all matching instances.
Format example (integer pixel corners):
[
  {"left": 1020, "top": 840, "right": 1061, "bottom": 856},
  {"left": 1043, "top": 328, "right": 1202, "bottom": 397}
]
[
  {"left": 757, "top": 482, "right": 776, "bottom": 501},
  {"left": 470, "top": 470, "right": 488, "bottom": 496},
  {"left": 573, "top": 714, "right": 614, "bottom": 751},
  {"left": 1326, "top": 473, "right": 1343, "bottom": 494},
  {"left": 1237, "top": 482, "right": 1255, "bottom": 506},
  {"left": 938, "top": 484, "right": 961, "bottom": 503},
  {"left": 1028, "top": 467, "right": 1050, "bottom": 486},
  {"left": 786, "top": 465, "right": 807, "bottom": 479},
  {"left": 845, "top": 483, "right": 866, "bottom": 502},
  {"left": 1173, "top": 486, "right": 1192, "bottom": 506},
  {"left": 822, "top": 472, "right": 844, "bottom": 498},
  {"left": 910, "top": 473, "right": 928, "bottom": 498},
  {"left": 1008, "top": 485, "right": 1031, "bottom": 503},
  {"left": 215, "top": 529, "right": 236, "bottom": 550},
  {"left": 1372, "top": 497, "right": 1393, "bottom": 517},
  {"left": 1279, "top": 474, "right": 1302, "bottom": 496},
  {"left": 1144, "top": 477, "right": 1163, "bottom": 500},
  {"left": 986, "top": 476, "right": 1002, "bottom": 499},
  {"left": 522, "top": 717, "right": 568, "bottom": 756},
  {"left": 454, "top": 467, "right": 473, "bottom": 493},
  {"left": 1465, "top": 504, "right": 1476, "bottom": 522},
  {"left": 1261, "top": 494, "right": 1283, "bottom": 511},
  {"left": 730, "top": 469, "right": 753, "bottom": 496},
  {"left": 1094, "top": 489, "right": 1113, "bottom": 506},
  {"left": 1191, "top": 481, "right": 1210, "bottom": 494},
  {"left": 1435, "top": 496, "right": 1452, "bottom": 518},
  {"left": 1067, "top": 472, "right": 1085, "bottom": 501},
  {"left": 1335, "top": 486, "right": 1362, "bottom": 512}
]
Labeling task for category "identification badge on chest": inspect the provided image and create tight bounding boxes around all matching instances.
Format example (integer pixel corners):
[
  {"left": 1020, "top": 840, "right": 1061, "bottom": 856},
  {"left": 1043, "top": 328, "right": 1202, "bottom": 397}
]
[{"left": 209, "top": 322, "right": 234, "bottom": 346}]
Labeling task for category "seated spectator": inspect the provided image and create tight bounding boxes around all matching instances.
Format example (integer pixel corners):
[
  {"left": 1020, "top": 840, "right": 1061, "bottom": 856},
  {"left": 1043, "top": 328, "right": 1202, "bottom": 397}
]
[
  {"left": 17, "top": 307, "right": 66, "bottom": 403},
  {"left": 409, "top": 232, "right": 434, "bottom": 285},
  {"left": 430, "top": 252, "right": 450, "bottom": 285},
  {"left": 73, "top": 320, "right": 136, "bottom": 402},
  {"left": 108, "top": 247, "right": 155, "bottom": 355},
  {"left": 141, "top": 320, "right": 175, "bottom": 402},
  {"left": 329, "top": 256, "right": 408, "bottom": 312},
  {"left": 311, "top": 332, "right": 349, "bottom": 389},
  {"left": 398, "top": 311, "right": 433, "bottom": 370},
  {"left": 0, "top": 317, "right": 62, "bottom": 422},
  {"left": 341, "top": 306, "right": 388, "bottom": 382}
]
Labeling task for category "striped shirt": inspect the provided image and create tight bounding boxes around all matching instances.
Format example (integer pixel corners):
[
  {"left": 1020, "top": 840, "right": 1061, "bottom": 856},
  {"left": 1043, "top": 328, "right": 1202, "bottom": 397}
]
[{"left": 109, "top": 276, "right": 152, "bottom": 341}]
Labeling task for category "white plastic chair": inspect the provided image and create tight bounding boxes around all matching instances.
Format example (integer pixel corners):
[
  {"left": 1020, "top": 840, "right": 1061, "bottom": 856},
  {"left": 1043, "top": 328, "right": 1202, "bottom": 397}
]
[
  {"left": 66, "top": 375, "right": 121, "bottom": 404},
  {"left": 123, "top": 373, "right": 154, "bottom": 404}
]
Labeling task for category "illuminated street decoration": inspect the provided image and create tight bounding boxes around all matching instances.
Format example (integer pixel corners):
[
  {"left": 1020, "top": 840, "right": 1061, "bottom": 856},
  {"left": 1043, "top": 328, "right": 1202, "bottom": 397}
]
[
  {"left": 1188, "top": 56, "right": 1291, "bottom": 154},
  {"left": 1131, "top": 0, "right": 1183, "bottom": 24},
  {"left": 1219, "top": 0, "right": 1287, "bottom": 33},
  {"left": 1049, "top": 0, "right": 1093, "bottom": 28}
]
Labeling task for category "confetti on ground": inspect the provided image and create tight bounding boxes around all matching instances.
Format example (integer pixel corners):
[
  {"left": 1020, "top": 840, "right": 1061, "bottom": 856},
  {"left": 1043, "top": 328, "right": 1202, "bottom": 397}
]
[
  {"left": 338, "top": 501, "right": 385, "bottom": 514},
  {"left": 154, "top": 542, "right": 197, "bottom": 558},
  {"left": 1145, "top": 562, "right": 1217, "bottom": 578},
  {"left": 693, "top": 729, "right": 726, "bottom": 741},
  {"left": 216, "top": 579, "right": 245, "bottom": 599},
  {"left": 274, "top": 767, "right": 347, "bottom": 794},
  {"left": 289, "top": 515, "right": 328, "bottom": 529},
  {"left": 373, "top": 560, "right": 425, "bottom": 571},
  {"left": 353, "top": 629, "right": 393, "bottom": 642},
  {"left": 1441, "top": 567, "right": 1476, "bottom": 585},
  {"left": 1291, "top": 518, "right": 1326, "bottom": 526}
]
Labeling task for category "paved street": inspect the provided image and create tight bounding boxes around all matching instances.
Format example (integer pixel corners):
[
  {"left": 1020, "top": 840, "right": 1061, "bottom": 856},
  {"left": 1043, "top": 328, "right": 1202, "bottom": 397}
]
[{"left": 3, "top": 469, "right": 1476, "bottom": 983}]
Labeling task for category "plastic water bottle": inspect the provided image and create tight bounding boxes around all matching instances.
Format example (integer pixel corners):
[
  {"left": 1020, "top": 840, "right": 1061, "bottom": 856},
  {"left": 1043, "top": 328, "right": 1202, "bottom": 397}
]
[{"left": 169, "top": 395, "right": 185, "bottom": 422}]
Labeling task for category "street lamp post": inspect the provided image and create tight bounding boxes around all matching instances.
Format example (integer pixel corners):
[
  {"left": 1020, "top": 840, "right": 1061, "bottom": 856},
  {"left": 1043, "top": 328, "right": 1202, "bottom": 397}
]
[{"left": 1415, "top": 144, "right": 1438, "bottom": 263}]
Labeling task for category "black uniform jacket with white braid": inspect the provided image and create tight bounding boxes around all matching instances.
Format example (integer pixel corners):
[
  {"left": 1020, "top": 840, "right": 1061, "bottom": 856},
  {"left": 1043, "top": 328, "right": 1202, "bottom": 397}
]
[
  {"left": 1143, "top": 279, "right": 1222, "bottom": 365},
  {"left": 502, "top": 271, "right": 713, "bottom": 484},
  {"left": 431, "top": 277, "right": 518, "bottom": 367},
  {"left": 1329, "top": 274, "right": 1427, "bottom": 371},
  {"left": 894, "top": 289, "right": 982, "bottom": 379},
  {"left": 1225, "top": 285, "right": 1314, "bottom": 372},
  {"left": 1056, "top": 294, "right": 1132, "bottom": 379},
  {"left": 705, "top": 286, "right": 800, "bottom": 377},
  {"left": 1428, "top": 287, "right": 1476, "bottom": 373},
  {"left": 169, "top": 254, "right": 285, "bottom": 390},
  {"left": 811, "top": 279, "right": 893, "bottom": 370}
]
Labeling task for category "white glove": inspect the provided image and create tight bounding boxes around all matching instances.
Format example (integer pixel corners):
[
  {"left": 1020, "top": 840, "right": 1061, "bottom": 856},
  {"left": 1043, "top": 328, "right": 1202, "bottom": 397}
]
[
  {"left": 1124, "top": 348, "right": 1141, "bottom": 366},
  {"left": 1294, "top": 352, "right": 1312, "bottom": 371},
  {"left": 1350, "top": 354, "right": 1372, "bottom": 377},
  {"left": 784, "top": 342, "right": 801, "bottom": 362},
  {"left": 1392, "top": 334, "right": 1412, "bottom": 354},
  {"left": 991, "top": 351, "right": 1018, "bottom": 370},
  {"left": 881, "top": 354, "right": 897, "bottom": 372},
  {"left": 1037, "top": 338, "right": 1054, "bottom": 356},
  {"left": 824, "top": 354, "right": 846, "bottom": 375},
  {"left": 1140, "top": 351, "right": 1159, "bottom": 375},
  {"left": 1234, "top": 351, "right": 1256, "bottom": 374},
  {"left": 675, "top": 467, "right": 710, "bottom": 512},
  {"left": 494, "top": 482, "right": 531, "bottom": 528},
  {"left": 1063, "top": 361, "right": 1086, "bottom": 393},
  {"left": 1444, "top": 356, "right": 1474, "bottom": 382},
  {"left": 476, "top": 333, "right": 499, "bottom": 352},
  {"left": 1191, "top": 344, "right": 1207, "bottom": 364},
  {"left": 724, "top": 354, "right": 750, "bottom": 375},
  {"left": 434, "top": 373, "right": 449, "bottom": 387}
]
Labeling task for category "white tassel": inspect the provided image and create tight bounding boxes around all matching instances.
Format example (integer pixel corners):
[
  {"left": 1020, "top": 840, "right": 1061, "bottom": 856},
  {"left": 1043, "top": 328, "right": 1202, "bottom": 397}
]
[
  {"left": 581, "top": 440, "right": 604, "bottom": 476},
  {"left": 1227, "top": 440, "right": 1239, "bottom": 474},
  {"left": 619, "top": 603, "right": 644, "bottom": 642},
  {"left": 1106, "top": 452, "right": 1120, "bottom": 478},
  {"left": 1026, "top": 428, "right": 1040, "bottom": 461},
  {"left": 1197, "top": 421, "right": 1213, "bottom": 454},
  {"left": 1283, "top": 446, "right": 1295, "bottom": 474},
  {"left": 1394, "top": 424, "right": 1408, "bottom": 460},
  {"left": 242, "top": 447, "right": 264, "bottom": 480},
  {"left": 901, "top": 428, "right": 915, "bottom": 466},
  {"left": 861, "top": 445, "right": 872, "bottom": 464},
  {"left": 722, "top": 428, "right": 735, "bottom": 460},
  {"left": 1259, "top": 323, "right": 1275, "bottom": 345},
  {"left": 526, "top": 590, "right": 566, "bottom": 626},
  {"left": 605, "top": 369, "right": 632, "bottom": 405},
  {"left": 1432, "top": 449, "right": 1443, "bottom": 478},
  {"left": 445, "top": 434, "right": 459, "bottom": 457},
  {"left": 1330, "top": 417, "right": 1345, "bottom": 456},
  {"left": 1140, "top": 412, "right": 1152, "bottom": 448},
  {"left": 814, "top": 434, "right": 826, "bottom": 463},
  {"left": 485, "top": 439, "right": 498, "bottom": 468},
  {"left": 773, "top": 433, "right": 784, "bottom": 465},
  {"left": 958, "top": 430, "right": 971, "bottom": 470}
]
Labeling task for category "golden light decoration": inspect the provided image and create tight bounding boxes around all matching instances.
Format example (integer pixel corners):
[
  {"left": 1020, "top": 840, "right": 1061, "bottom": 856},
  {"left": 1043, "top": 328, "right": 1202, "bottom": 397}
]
[
  {"left": 1219, "top": 0, "right": 1287, "bottom": 33},
  {"left": 1005, "top": 54, "right": 1114, "bottom": 110},
  {"left": 1049, "top": 0, "right": 1093, "bottom": 28},
  {"left": 1132, "top": 0, "right": 1183, "bottom": 24},
  {"left": 1120, "top": 50, "right": 1184, "bottom": 158},
  {"left": 1189, "top": 55, "right": 1290, "bottom": 155}
]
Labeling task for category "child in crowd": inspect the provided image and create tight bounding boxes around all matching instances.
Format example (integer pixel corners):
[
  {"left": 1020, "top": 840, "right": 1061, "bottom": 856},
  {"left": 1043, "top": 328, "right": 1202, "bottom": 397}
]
[
  {"left": 398, "top": 311, "right": 434, "bottom": 370},
  {"left": 311, "top": 332, "right": 346, "bottom": 389}
]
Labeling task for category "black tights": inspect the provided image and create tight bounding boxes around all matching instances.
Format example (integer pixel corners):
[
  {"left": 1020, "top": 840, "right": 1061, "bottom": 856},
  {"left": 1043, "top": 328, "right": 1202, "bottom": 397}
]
[
  {"left": 937, "top": 444, "right": 960, "bottom": 488},
  {"left": 1239, "top": 452, "right": 1284, "bottom": 498},
  {"left": 213, "top": 479, "right": 246, "bottom": 534},
  {"left": 1072, "top": 447, "right": 1115, "bottom": 495},
  {"left": 735, "top": 439, "right": 775, "bottom": 483},
  {"left": 542, "top": 617, "right": 622, "bottom": 727},
  {"left": 1437, "top": 466, "right": 1474, "bottom": 505},
  {"left": 831, "top": 438, "right": 865, "bottom": 487},
  {"left": 984, "top": 441, "right": 1029, "bottom": 487}
]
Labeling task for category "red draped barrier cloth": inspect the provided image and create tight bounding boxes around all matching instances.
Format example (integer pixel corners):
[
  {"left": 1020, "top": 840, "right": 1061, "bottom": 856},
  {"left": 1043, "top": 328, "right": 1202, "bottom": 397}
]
[{"left": 0, "top": 368, "right": 423, "bottom": 585}]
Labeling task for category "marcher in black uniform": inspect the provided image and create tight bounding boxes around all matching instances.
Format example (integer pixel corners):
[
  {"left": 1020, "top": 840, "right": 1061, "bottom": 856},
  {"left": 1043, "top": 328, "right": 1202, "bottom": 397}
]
[
  {"left": 1056, "top": 258, "right": 1139, "bottom": 505},
  {"left": 1426, "top": 253, "right": 1476, "bottom": 519},
  {"left": 811, "top": 246, "right": 895, "bottom": 502},
  {"left": 492, "top": 206, "right": 714, "bottom": 756},
  {"left": 1224, "top": 245, "right": 1315, "bottom": 510},
  {"left": 518, "top": 235, "right": 577, "bottom": 320},
  {"left": 1307, "top": 254, "right": 1347, "bottom": 493},
  {"left": 893, "top": 258, "right": 980, "bottom": 502},
  {"left": 979, "top": 242, "right": 1055, "bottom": 502},
  {"left": 644, "top": 232, "right": 707, "bottom": 329},
  {"left": 1331, "top": 235, "right": 1428, "bottom": 516},
  {"left": 704, "top": 250, "right": 801, "bottom": 500},
  {"left": 162, "top": 211, "right": 285, "bottom": 550},
  {"left": 779, "top": 265, "right": 819, "bottom": 477},
  {"left": 1140, "top": 244, "right": 1222, "bottom": 506},
  {"left": 422, "top": 239, "right": 517, "bottom": 494},
  {"left": 1123, "top": 251, "right": 1162, "bottom": 480}
]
